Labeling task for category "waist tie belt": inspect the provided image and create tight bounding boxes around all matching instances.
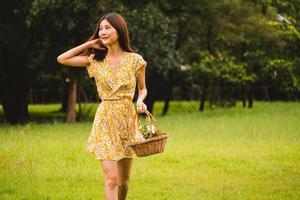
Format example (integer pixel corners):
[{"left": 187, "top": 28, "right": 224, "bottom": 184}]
[{"left": 101, "top": 98, "right": 131, "bottom": 102}]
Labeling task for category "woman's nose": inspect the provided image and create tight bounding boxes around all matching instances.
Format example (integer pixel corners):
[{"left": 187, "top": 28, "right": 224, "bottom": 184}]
[{"left": 99, "top": 29, "right": 107, "bottom": 36}]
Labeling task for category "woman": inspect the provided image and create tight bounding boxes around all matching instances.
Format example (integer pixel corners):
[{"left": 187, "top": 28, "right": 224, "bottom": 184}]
[{"left": 57, "top": 12, "right": 148, "bottom": 200}]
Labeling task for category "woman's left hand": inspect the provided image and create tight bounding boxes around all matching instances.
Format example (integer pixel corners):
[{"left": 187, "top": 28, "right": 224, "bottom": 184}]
[{"left": 136, "top": 100, "right": 147, "bottom": 113}]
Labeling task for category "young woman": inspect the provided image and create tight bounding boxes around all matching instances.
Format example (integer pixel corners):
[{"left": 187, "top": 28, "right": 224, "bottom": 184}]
[{"left": 57, "top": 12, "right": 148, "bottom": 200}]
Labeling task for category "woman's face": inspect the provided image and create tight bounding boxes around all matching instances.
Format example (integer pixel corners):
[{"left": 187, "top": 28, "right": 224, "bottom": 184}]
[{"left": 98, "top": 19, "right": 119, "bottom": 46}]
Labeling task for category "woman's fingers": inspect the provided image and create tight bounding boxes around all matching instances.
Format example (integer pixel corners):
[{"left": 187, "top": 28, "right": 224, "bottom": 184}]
[
  {"left": 89, "top": 38, "right": 105, "bottom": 50},
  {"left": 92, "top": 38, "right": 101, "bottom": 43},
  {"left": 137, "top": 103, "right": 147, "bottom": 113},
  {"left": 142, "top": 104, "right": 147, "bottom": 112}
]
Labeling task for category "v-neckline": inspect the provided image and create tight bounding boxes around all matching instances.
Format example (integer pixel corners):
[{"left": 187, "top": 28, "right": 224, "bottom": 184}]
[{"left": 104, "top": 52, "right": 127, "bottom": 78}]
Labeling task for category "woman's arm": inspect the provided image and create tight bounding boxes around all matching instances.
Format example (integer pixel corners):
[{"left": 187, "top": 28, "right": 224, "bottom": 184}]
[
  {"left": 57, "top": 39, "right": 101, "bottom": 67},
  {"left": 136, "top": 66, "right": 148, "bottom": 113}
]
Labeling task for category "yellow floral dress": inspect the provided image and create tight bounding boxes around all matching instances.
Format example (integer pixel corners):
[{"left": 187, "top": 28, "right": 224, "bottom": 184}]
[{"left": 86, "top": 52, "right": 147, "bottom": 161}]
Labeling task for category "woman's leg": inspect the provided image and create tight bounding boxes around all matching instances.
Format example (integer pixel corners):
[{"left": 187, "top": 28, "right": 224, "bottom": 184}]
[
  {"left": 101, "top": 160, "right": 118, "bottom": 200},
  {"left": 117, "top": 158, "right": 133, "bottom": 200}
]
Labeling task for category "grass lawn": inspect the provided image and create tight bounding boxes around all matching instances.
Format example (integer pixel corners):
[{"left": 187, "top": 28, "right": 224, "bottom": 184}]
[{"left": 0, "top": 101, "right": 300, "bottom": 199}]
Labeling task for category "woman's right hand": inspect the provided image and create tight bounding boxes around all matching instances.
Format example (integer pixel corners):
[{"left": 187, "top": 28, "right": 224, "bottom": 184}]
[{"left": 88, "top": 38, "right": 104, "bottom": 50}]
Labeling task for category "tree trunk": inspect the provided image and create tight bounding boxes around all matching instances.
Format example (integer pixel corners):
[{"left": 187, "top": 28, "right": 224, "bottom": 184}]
[
  {"left": 145, "top": 92, "right": 155, "bottom": 113},
  {"left": 162, "top": 71, "right": 173, "bottom": 116},
  {"left": 162, "top": 100, "right": 169, "bottom": 116},
  {"left": 79, "top": 84, "right": 88, "bottom": 102},
  {"left": 242, "top": 86, "right": 247, "bottom": 108},
  {"left": 199, "top": 82, "right": 208, "bottom": 112},
  {"left": 248, "top": 87, "right": 254, "bottom": 109},
  {"left": 60, "top": 75, "right": 71, "bottom": 113},
  {"left": 66, "top": 69, "right": 78, "bottom": 123},
  {"left": 0, "top": 44, "right": 30, "bottom": 124},
  {"left": 262, "top": 82, "right": 270, "bottom": 101},
  {"left": 77, "top": 76, "right": 88, "bottom": 120},
  {"left": 1, "top": 88, "right": 29, "bottom": 124},
  {"left": 199, "top": 23, "right": 213, "bottom": 112},
  {"left": 143, "top": 69, "right": 162, "bottom": 114}
]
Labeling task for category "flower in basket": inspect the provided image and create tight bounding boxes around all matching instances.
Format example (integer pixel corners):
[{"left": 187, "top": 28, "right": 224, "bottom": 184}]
[
  {"left": 139, "top": 122, "right": 162, "bottom": 139},
  {"left": 147, "top": 124, "right": 156, "bottom": 134}
]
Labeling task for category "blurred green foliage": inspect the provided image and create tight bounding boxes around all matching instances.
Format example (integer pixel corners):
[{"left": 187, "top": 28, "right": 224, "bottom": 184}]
[{"left": 1, "top": 0, "right": 300, "bottom": 122}]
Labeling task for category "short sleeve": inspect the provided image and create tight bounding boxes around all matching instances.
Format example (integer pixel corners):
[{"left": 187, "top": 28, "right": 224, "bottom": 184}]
[
  {"left": 135, "top": 54, "right": 147, "bottom": 78},
  {"left": 86, "top": 54, "right": 96, "bottom": 78}
]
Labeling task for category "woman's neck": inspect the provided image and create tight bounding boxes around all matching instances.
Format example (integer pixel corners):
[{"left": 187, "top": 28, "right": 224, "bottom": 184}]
[{"left": 106, "top": 42, "right": 124, "bottom": 57}]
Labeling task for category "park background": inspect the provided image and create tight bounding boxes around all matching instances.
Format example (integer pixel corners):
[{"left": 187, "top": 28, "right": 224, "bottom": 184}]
[{"left": 1, "top": 0, "right": 300, "bottom": 199}]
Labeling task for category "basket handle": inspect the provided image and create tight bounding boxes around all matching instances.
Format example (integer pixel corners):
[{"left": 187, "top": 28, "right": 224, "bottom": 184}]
[
  {"left": 144, "top": 110, "right": 155, "bottom": 123},
  {"left": 140, "top": 110, "right": 160, "bottom": 130},
  {"left": 136, "top": 110, "right": 156, "bottom": 126}
]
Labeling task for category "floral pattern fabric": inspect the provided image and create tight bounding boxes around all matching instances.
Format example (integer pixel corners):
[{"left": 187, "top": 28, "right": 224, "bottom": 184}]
[{"left": 86, "top": 52, "right": 147, "bottom": 161}]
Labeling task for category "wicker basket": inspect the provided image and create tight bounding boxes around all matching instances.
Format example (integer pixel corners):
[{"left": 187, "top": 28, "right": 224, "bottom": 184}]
[
  {"left": 129, "top": 110, "right": 169, "bottom": 157},
  {"left": 129, "top": 133, "right": 169, "bottom": 157}
]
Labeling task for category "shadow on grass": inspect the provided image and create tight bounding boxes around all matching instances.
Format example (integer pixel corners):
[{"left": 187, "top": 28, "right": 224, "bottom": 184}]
[
  {"left": 0, "top": 105, "right": 95, "bottom": 124},
  {"left": 0, "top": 101, "right": 273, "bottom": 124}
]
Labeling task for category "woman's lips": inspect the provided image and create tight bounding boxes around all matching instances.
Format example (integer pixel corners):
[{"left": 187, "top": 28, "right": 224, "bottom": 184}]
[{"left": 101, "top": 37, "right": 109, "bottom": 40}]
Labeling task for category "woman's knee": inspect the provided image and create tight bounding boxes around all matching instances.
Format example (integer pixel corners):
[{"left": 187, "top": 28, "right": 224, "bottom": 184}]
[
  {"left": 102, "top": 160, "right": 118, "bottom": 188},
  {"left": 117, "top": 158, "right": 132, "bottom": 187},
  {"left": 105, "top": 173, "right": 118, "bottom": 188},
  {"left": 118, "top": 181, "right": 129, "bottom": 188},
  {"left": 118, "top": 173, "right": 130, "bottom": 187}
]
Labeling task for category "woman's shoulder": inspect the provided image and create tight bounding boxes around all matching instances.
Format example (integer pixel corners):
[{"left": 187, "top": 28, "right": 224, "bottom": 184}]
[
  {"left": 127, "top": 52, "right": 145, "bottom": 62},
  {"left": 127, "top": 52, "right": 147, "bottom": 71},
  {"left": 127, "top": 52, "right": 143, "bottom": 58}
]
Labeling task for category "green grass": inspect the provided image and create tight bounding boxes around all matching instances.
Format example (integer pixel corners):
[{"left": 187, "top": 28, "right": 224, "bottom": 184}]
[{"left": 0, "top": 102, "right": 300, "bottom": 199}]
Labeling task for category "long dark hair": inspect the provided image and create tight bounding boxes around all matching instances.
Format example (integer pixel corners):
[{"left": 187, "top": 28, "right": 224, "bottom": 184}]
[{"left": 83, "top": 13, "right": 134, "bottom": 61}]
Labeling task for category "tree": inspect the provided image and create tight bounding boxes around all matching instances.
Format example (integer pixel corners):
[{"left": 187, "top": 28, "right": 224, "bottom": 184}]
[
  {"left": 205, "top": 0, "right": 285, "bottom": 107},
  {"left": 27, "top": 0, "right": 100, "bottom": 122},
  {"left": 2, "top": 0, "right": 300, "bottom": 122},
  {"left": 190, "top": 51, "right": 253, "bottom": 111},
  {"left": 0, "top": 0, "right": 100, "bottom": 123},
  {"left": 0, "top": 0, "right": 31, "bottom": 124}
]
